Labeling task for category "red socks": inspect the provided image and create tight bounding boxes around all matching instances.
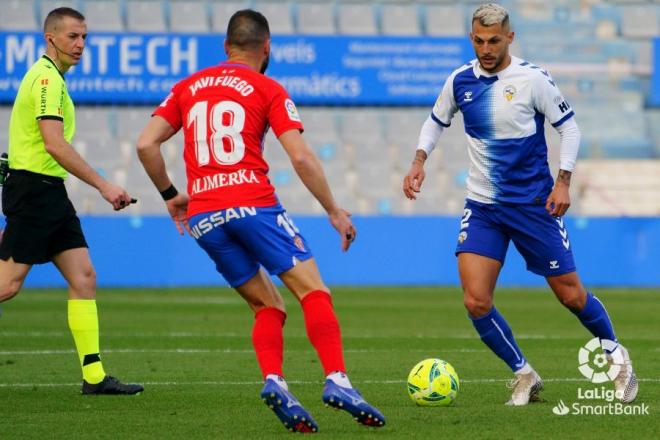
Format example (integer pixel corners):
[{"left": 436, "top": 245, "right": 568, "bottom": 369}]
[
  {"left": 301, "top": 290, "right": 346, "bottom": 375},
  {"left": 252, "top": 292, "right": 346, "bottom": 379},
  {"left": 252, "top": 307, "right": 286, "bottom": 378}
]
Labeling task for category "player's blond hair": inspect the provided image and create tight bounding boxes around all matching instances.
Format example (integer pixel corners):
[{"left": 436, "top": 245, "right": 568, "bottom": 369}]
[{"left": 472, "top": 3, "right": 510, "bottom": 28}]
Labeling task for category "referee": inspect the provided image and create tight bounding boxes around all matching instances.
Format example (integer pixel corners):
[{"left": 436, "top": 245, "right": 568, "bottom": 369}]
[{"left": 0, "top": 7, "right": 143, "bottom": 395}]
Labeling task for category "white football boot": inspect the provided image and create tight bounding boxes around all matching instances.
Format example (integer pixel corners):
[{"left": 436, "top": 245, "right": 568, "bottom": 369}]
[
  {"left": 610, "top": 345, "right": 639, "bottom": 403},
  {"left": 505, "top": 369, "right": 544, "bottom": 406}
]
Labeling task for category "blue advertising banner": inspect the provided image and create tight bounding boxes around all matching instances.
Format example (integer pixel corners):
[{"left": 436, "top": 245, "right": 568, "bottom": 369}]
[
  {"left": 652, "top": 37, "right": 660, "bottom": 106},
  {"left": 0, "top": 32, "right": 472, "bottom": 105},
  {"left": 10, "top": 216, "right": 660, "bottom": 288}
]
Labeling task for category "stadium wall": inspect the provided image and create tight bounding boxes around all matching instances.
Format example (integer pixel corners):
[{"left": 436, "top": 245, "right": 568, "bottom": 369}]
[{"left": 19, "top": 216, "right": 660, "bottom": 288}]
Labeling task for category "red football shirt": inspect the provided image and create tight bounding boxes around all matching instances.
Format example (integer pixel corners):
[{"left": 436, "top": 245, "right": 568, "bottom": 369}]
[{"left": 154, "top": 62, "right": 304, "bottom": 217}]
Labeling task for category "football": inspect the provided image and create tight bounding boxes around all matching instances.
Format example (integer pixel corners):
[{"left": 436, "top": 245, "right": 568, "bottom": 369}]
[{"left": 407, "top": 358, "right": 460, "bottom": 406}]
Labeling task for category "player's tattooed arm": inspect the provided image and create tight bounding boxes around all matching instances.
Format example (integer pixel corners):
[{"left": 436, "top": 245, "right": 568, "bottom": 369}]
[
  {"left": 547, "top": 169, "right": 572, "bottom": 216},
  {"left": 412, "top": 149, "right": 428, "bottom": 165},
  {"left": 403, "top": 150, "right": 428, "bottom": 200},
  {"left": 556, "top": 169, "right": 572, "bottom": 186}
]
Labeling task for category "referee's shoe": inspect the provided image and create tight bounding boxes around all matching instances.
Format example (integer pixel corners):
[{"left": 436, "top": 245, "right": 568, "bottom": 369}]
[{"left": 82, "top": 375, "right": 144, "bottom": 395}]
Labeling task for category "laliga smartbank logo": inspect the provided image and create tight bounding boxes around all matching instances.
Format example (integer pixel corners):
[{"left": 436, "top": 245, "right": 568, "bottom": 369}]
[
  {"left": 577, "top": 337, "right": 621, "bottom": 383},
  {"left": 552, "top": 338, "right": 649, "bottom": 416}
]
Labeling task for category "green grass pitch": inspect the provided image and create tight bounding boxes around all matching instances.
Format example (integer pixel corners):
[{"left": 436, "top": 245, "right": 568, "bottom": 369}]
[{"left": 1, "top": 287, "right": 658, "bottom": 439}]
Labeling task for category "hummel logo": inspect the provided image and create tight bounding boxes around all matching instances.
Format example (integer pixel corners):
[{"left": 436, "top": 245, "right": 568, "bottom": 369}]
[
  {"left": 464, "top": 91, "right": 473, "bottom": 102},
  {"left": 550, "top": 260, "right": 559, "bottom": 269},
  {"left": 555, "top": 218, "right": 570, "bottom": 250}
]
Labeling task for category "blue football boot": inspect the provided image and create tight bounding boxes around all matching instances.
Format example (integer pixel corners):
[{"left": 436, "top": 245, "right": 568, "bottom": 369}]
[
  {"left": 261, "top": 378, "right": 319, "bottom": 433},
  {"left": 322, "top": 379, "right": 385, "bottom": 427}
]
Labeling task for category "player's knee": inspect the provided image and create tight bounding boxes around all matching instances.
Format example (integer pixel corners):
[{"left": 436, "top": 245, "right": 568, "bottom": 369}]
[
  {"left": 463, "top": 295, "right": 492, "bottom": 317},
  {"left": 549, "top": 276, "right": 587, "bottom": 312},
  {"left": 252, "top": 302, "right": 285, "bottom": 315},
  {"left": 0, "top": 280, "right": 22, "bottom": 302},
  {"left": 70, "top": 265, "right": 97, "bottom": 295},
  {"left": 248, "top": 295, "right": 285, "bottom": 312},
  {"left": 557, "top": 290, "right": 585, "bottom": 312}
]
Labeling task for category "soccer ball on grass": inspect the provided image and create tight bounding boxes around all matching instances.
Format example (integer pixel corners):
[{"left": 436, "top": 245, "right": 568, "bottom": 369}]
[{"left": 407, "top": 358, "right": 460, "bottom": 406}]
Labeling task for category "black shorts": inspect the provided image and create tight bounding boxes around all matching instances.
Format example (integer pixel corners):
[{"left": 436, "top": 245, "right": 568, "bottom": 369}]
[{"left": 0, "top": 169, "right": 88, "bottom": 265}]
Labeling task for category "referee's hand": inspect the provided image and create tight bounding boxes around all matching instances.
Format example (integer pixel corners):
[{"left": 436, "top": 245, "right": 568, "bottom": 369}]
[{"left": 99, "top": 182, "right": 133, "bottom": 211}]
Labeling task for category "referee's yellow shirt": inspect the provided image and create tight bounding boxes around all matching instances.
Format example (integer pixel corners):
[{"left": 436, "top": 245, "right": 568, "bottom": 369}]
[{"left": 8, "top": 55, "right": 75, "bottom": 179}]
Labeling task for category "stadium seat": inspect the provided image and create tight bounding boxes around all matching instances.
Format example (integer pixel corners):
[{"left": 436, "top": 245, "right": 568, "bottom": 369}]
[
  {"left": 337, "top": 3, "right": 378, "bottom": 35},
  {"left": 0, "top": 107, "right": 11, "bottom": 134},
  {"left": 354, "top": 159, "right": 395, "bottom": 197},
  {"left": 0, "top": 132, "right": 8, "bottom": 157},
  {"left": 300, "top": 107, "right": 340, "bottom": 138},
  {"left": 81, "top": 0, "right": 124, "bottom": 31},
  {"left": 74, "top": 136, "right": 123, "bottom": 171},
  {"left": 254, "top": 1, "right": 295, "bottom": 34},
  {"left": 169, "top": 0, "right": 209, "bottom": 33},
  {"left": 381, "top": 4, "right": 421, "bottom": 36},
  {"left": 40, "top": 1, "right": 79, "bottom": 25},
  {"left": 383, "top": 108, "right": 427, "bottom": 145},
  {"left": 296, "top": 3, "right": 336, "bottom": 35},
  {"left": 632, "top": 40, "right": 653, "bottom": 67},
  {"left": 575, "top": 159, "right": 660, "bottom": 216},
  {"left": 339, "top": 109, "right": 384, "bottom": 143},
  {"left": 0, "top": 0, "right": 37, "bottom": 30},
  {"left": 423, "top": 5, "right": 466, "bottom": 36},
  {"left": 126, "top": 0, "right": 167, "bottom": 33},
  {"left": 210, "top": 1, "right": 251, "bottom": 33},
  {"left": 115, "top": 107, "right": 153, "bottom": 143},
  {"left": 263, "top": 132, "right": 292, "bottom": 167},
  {"left": 620, "top": 5, "right": 659, "bottom": 38},
  {"left": 76, "top": 107, "right": 113, "bottom": 139}
]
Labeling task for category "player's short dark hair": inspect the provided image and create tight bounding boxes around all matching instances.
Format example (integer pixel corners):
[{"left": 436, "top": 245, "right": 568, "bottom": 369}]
[
  {"left": 44, "top": 7, "right": 85, "bottom": 32},
  {"left": 226, "top": 9, "right": 270, "bottom": 50}
]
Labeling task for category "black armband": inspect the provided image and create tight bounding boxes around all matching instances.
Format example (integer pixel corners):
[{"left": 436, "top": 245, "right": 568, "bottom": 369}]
[{"left": 160, "top": 184, "right": 178, "bottom": 201}]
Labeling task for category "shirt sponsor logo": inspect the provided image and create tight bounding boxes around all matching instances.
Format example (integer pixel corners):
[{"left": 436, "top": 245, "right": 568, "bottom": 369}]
[
  {"left": 285, "top": 98, "right": 301, "bottom": 122},
  {"left": 190, "top": 206, "right": 257, "bottom": 239},
  {"left": 39, "top": 83, "right": 47, "bottom": 115},
  {"left": 190, "top": 168, "right": 260, "bottom": 195}
]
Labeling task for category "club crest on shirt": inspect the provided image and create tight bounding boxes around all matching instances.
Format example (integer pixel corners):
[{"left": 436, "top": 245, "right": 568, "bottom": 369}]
[
  {"left": 285, "top": 98, "right": 301, "bottom": 122},
  {"left": 458, "top": 231, "right": 468, "bottom": 244},
  {"left": 503, "top": 85, "right": 516, "bottom": 101}
]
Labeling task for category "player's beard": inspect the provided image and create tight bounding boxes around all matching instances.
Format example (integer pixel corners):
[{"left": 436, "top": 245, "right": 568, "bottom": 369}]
[
  {"left": 260, "top": 54, "right": 269, "bottom": 74},
  {"left": 478, "top": 51, "right": 506, "bottom": 73}
]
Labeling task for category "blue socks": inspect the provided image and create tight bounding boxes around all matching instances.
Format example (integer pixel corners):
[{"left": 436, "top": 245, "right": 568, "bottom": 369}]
[
  {"left": 471, "top": 307, "right": 527, "bottom": 373},
  {"left": 470, "top": 293, "right": 617, "bottom": 372},
  {"left": 574, "top": 291, "right": 617, "bottom": 343}
]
